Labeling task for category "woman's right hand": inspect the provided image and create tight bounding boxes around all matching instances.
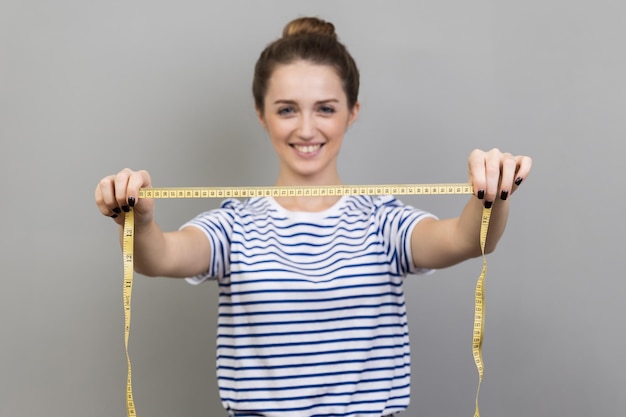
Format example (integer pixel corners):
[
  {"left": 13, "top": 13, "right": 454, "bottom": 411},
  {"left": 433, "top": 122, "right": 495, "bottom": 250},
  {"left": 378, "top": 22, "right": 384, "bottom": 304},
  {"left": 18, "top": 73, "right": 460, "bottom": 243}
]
[{"left": 95, "top": 168, "right": 155, "bottom": 227}]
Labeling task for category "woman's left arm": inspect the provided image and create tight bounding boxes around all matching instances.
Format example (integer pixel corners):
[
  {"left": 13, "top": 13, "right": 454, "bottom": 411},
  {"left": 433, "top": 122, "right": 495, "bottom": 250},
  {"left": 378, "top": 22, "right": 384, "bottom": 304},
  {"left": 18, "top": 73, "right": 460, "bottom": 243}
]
[{"left": 410, "top": 148, "right": 533, "bottom": 270}]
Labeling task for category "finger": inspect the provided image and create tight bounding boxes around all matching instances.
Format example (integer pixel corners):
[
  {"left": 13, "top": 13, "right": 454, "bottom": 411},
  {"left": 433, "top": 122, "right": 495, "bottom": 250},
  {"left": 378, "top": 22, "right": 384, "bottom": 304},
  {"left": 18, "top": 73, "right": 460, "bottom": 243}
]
[
  {"left": 498, "top": 152, "right": 517, "bottom": 201},
  {"left": 468, "top": 149, "right": 487, "bottom": 201},
  {"left": 113, "top": 169, "right": 133, "bottom": 212},
  {"left": 483, "top": 149, "right": 502, "bottom": 206},
  {"left": 95, "top": 175, "right": 122, "bottom": 218},
  {"left": 126, "top": 170, "right": 152, "bottom": 208},
  {"left": 511, "top": 155, "right": 533, "bottom": 194}
]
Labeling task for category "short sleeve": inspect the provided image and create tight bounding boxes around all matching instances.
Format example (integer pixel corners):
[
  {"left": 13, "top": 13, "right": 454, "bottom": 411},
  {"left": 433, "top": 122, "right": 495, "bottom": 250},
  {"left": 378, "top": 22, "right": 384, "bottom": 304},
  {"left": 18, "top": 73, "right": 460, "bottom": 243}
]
[
  {"left": 374, "top": 196, "right": 438, "bottom": 276},
  {"left": 179, "top": 199, "right": 238, "bottom": 284}
]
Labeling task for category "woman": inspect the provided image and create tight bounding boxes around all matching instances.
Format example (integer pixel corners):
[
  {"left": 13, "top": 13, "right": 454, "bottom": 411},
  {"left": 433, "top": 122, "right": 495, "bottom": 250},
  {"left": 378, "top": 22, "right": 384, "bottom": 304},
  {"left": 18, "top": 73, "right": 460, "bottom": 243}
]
[{"left": 96, "top": 16, "right": 531, "bottom": 417}]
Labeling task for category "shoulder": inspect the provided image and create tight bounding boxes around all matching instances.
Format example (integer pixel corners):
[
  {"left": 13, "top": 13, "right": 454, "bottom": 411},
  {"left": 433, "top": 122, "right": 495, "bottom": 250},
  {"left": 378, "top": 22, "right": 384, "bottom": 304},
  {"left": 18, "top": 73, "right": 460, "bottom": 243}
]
[
  {"left": 188, "top": 197, "right": 273, "bottom": 222},
  {"left": 341, "top": 195, "right": 435, "bottom": 226},
  {"left": 220, "top": 197, "right": 272, "bottom": 212},
  {"left": 340, "top": 195, "right": 406, "bottom": 213},
  {"left": 217, "top": 197, "right": 284, "bottom": 223},
  {"left": 184, "top": 197, "right": 278, "bottom": 234}
]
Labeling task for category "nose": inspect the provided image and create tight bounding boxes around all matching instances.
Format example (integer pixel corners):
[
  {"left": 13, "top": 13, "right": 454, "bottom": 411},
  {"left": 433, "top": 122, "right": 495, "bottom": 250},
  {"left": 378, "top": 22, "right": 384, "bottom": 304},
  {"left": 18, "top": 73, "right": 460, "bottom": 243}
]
[{"left": 297, "top": 113, "right": 316, "bottom": 140}]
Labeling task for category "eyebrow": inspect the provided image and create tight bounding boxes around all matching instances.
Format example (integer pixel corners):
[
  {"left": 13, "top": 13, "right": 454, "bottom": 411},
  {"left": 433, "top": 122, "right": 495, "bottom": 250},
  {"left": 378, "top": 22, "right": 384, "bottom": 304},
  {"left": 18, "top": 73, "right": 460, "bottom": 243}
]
[{"left": 272, "top": 99, "right": 340, "bottom": 106}]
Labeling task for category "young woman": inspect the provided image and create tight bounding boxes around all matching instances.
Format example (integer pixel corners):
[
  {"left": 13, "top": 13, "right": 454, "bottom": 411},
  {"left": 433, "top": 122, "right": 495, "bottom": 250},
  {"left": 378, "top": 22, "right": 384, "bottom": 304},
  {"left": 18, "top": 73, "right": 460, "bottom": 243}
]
[{"left": 96, "top": 16, "right": 532, "bottom": 417}]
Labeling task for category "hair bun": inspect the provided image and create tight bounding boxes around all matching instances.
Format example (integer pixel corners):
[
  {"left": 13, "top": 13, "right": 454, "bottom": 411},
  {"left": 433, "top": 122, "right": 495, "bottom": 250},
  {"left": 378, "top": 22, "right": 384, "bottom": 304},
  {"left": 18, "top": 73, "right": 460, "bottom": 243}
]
[{"left": 282, "top": 17, "right": 337, "bottom": 39}]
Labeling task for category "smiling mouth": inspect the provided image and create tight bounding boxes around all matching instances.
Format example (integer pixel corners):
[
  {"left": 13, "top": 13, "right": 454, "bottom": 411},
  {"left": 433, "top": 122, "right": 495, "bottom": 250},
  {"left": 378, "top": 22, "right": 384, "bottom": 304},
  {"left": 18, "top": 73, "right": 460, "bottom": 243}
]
[{"left": 292, "top": 144, "right": 323, "bottom": 154}]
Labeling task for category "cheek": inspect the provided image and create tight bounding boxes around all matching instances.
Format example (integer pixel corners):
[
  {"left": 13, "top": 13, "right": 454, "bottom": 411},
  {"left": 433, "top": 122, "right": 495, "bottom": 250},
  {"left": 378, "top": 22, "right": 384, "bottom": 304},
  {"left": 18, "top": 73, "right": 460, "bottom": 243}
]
[
  {"left": 269, "top": 120, "right": 286, "bottom": 133},
  {"left": 266, "top": 120, "right": 292, "bottom": 141},
  {"left": 325, "top": 119, "right": 350, "bottom": 137}
]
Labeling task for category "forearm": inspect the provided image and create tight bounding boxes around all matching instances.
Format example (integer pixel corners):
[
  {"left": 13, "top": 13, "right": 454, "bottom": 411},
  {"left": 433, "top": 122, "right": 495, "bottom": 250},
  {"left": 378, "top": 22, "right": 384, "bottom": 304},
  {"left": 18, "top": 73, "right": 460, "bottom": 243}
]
[
  {"left": 456, "top": 196, "right": 510, "bottom": 256},
  {"left": 118, "top": 219, "right": 173, "bottom": 277}
]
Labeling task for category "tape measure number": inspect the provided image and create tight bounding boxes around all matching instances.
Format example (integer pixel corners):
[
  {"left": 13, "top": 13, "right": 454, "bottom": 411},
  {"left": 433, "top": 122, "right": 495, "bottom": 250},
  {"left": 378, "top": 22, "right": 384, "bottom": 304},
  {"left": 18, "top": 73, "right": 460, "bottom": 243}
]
[
  {"left": 122, "top": 183, "right": 490, "bottom": 417},
  {"left": 137, "top": 183, "right": 473, "bottom": 199}
]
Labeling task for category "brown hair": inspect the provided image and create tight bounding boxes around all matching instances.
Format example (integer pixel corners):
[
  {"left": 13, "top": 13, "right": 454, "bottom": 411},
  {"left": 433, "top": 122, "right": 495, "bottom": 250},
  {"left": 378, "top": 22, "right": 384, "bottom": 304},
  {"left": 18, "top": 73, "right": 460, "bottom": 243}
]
[{"left": 252, "top": 17, "right": 360, "bottom": 113}]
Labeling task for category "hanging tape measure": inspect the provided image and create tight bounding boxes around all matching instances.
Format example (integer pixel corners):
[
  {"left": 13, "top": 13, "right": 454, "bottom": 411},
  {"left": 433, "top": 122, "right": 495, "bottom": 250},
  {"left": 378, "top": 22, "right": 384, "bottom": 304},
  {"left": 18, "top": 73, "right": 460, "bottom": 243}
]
[{"left": 121, "top": 183, "right": 491, "bottom": 417}]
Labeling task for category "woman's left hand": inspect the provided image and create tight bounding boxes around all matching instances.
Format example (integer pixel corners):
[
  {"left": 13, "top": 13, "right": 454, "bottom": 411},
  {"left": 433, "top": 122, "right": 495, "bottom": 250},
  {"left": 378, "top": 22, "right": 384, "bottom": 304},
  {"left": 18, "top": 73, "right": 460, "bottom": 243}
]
[{"left": 468, "top": 148, "right": 532, "bottom": 207}]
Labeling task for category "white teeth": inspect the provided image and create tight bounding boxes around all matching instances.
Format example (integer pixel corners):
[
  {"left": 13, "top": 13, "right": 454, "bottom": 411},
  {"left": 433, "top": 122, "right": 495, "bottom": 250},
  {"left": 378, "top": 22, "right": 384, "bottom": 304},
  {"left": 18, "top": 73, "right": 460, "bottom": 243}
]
[{"left": 294, "top": 144, "right": 321, "bottom": 153}]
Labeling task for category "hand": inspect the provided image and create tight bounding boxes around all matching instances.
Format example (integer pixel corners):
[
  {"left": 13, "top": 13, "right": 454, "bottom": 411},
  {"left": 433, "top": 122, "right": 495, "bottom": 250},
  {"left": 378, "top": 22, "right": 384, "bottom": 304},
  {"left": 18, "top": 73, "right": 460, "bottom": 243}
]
[
  {"left": 94, "top": 168, "right": 155, "bottom": 226},
  {"left": 468, "top": 148, "right": 532, "bottom": 207}
]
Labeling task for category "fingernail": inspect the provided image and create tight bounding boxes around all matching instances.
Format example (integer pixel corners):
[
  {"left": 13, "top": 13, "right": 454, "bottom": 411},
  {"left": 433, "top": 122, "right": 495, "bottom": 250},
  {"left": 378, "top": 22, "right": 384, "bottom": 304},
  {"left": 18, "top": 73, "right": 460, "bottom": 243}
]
[
  {"left": 477, "top": 190, "right": 485, "bottom": 200},
  {"left": 111, "top": 214, "right": 119, "bottom": 219},
  {"left": 113, "top": 207, "right": 122, "bottom": 214},
  {"left": 515, "top": 177, "right": 523, "bottom": 186},
  {"left": 500, "top": 190, "right": 509, "bottom": 201},
  {"left": 484, "top": 201, "right": 493, "bottom": 209},
  {"left": 122, "top": 205, "right": 130, "bottom": 212},
  {"left": 128, "top": 196, "right": 136, "bottom": 207}
]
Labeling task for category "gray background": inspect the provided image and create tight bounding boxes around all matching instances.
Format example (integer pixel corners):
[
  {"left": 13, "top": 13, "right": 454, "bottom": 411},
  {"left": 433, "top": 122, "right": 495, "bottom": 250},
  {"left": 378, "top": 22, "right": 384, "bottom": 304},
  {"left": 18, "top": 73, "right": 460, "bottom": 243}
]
[{"left": 1, "top": 1, "right": 624, "bottom": 416}]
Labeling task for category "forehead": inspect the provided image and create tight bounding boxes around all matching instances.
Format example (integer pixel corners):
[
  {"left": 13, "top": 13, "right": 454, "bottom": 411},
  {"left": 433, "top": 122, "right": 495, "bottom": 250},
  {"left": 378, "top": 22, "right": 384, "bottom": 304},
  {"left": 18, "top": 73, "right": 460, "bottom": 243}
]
[{"left": 265, "top": 61, "right": 345, "bottom": 101}]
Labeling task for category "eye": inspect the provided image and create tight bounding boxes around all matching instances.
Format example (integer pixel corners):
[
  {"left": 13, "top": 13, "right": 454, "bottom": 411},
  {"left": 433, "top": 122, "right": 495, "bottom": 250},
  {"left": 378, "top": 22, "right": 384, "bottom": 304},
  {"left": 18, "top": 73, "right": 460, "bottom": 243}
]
[
  {"left": 277, "top": 106, "right": 295, "bottom": 116},
  {"left": 318, "top": 105, "right": 336, "bottom": 114}
]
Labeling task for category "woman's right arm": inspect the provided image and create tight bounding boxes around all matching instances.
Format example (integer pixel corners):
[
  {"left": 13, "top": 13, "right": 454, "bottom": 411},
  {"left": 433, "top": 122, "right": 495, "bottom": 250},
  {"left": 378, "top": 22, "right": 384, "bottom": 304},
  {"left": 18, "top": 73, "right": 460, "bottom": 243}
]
[{"left": 95, "top": 168, "right": 211, "bottom": 278}]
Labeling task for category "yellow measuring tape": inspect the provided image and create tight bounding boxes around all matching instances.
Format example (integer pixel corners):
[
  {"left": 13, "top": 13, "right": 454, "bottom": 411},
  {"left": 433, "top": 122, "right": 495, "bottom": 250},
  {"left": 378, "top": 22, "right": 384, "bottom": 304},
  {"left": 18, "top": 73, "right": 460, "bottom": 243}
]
[{"left": 121, "top": 183, "right": 491, "bottom": 417}]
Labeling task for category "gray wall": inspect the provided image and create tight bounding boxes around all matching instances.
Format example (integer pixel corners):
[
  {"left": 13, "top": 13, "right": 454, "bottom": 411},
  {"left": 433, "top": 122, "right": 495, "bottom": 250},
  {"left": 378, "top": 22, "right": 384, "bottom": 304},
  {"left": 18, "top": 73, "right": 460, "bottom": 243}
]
[{"left": 1, "top": 1, "right": 624, "bottom": 416}]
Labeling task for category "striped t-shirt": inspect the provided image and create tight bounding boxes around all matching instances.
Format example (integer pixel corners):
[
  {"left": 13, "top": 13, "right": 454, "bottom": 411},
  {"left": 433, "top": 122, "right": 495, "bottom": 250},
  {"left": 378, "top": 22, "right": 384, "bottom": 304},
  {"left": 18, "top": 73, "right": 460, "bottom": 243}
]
[{"left": 183, "top": 195, "right": 435, "bottom": 417}]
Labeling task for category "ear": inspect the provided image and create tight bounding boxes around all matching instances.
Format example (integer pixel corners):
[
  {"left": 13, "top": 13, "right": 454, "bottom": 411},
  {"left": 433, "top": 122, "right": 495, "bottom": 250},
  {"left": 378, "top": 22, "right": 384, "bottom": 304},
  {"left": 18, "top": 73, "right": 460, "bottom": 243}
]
[
  {"left": 255, "top": 106, "right": 268, "bottom": 130},
  {"left": 347, "top": 102, "right": 360, "bottom": 127}
]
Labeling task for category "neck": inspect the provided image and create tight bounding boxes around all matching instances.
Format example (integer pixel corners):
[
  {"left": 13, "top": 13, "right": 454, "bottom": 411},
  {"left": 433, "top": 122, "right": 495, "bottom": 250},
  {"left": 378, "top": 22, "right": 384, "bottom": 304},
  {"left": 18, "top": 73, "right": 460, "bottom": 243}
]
[{"left": 274, "top": 172, "right": 342, "bottom": 188}]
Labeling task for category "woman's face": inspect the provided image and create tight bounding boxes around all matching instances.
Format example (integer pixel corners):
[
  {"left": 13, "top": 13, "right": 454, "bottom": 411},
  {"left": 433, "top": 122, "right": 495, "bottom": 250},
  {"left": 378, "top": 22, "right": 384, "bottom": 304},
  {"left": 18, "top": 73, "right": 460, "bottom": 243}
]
[{"left": 257, "top": 60, "right": 359, "bottom": 185}]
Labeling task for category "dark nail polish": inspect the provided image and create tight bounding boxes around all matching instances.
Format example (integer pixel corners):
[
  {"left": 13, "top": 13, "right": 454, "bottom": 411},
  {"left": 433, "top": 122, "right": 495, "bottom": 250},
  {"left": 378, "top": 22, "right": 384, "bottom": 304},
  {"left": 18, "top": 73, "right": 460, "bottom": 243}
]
[
  {"left": 128, "top": 196, "right": 136, "bottom": 207},
  {"left": 500, "top": 190, "right": 509, "bottom": 201},
  {"left": 113, "top": 207, "right": 122, "bottom": 214},
  {"left": 477, "top": 190, "right": 485, "bottom": 200},
  {"left": 515, "top": 177, "right": 523, "bottom": 186},
  {"left": 122, "top": 205, "right": 130, "bottom": 213},
  {"left": 111, "top": 214, "right": 119, "bottom": 219},
  {"left": 484, "top": 201, "right": 493, "bottom": 209}
]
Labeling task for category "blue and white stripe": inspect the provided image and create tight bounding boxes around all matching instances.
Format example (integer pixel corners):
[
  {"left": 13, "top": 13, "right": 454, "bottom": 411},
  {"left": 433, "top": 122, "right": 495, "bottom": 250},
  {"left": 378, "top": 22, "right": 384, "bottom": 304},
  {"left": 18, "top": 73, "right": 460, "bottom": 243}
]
[{"left": 184, "top": 195, "right": 435, "bottom": 417}]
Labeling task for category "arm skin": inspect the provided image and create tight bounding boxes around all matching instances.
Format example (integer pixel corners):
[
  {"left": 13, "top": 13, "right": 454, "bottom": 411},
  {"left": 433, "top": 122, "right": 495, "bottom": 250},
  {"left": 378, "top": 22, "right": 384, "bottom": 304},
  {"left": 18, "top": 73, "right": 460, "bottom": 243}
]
[
  {"left": 96, "top": 149, "right": 531, "bottom": 277},
  {"left": 410, "top": 148, "right": 532, "bottom": 270},
  {"left": 119, "top": 219, "right": 211, "bottom": 278},
  {"left": 95, "top": 168, "right": 212, "bottom": 278}
]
